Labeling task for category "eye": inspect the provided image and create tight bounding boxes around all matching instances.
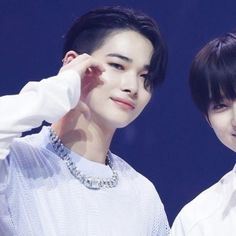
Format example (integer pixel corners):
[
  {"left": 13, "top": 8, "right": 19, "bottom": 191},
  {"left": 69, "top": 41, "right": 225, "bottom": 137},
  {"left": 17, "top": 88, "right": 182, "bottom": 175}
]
[
  {"left": 209, "top": 102, "right": 230, "bottom": 112},
  {"left": 140, "top": 73, "right": 149, "bottom": 79},
  {"left": 108, "top": 63, "right": 124, "bottom": 70},
  {"left": 212, "top": 104, "right": 227, "bottom": 110}
]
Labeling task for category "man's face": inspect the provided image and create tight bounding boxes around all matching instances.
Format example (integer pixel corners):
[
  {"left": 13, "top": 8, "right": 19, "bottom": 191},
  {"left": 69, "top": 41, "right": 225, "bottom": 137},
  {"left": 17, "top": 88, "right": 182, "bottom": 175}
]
[
  {"left": 208, "top": 98, "right": 236, "bottom": 152},
  {"left": 80, "top": 30, "right": 153, "bottom": 130}
]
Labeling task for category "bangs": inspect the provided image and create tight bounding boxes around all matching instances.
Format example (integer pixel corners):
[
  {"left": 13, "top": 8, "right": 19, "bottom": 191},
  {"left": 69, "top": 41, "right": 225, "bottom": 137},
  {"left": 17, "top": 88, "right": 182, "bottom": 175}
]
[
  {"left": 189, "top": 32, "right": 236, "bottom": 115},
  {"left": 207, "top": 60, "right": 236, "bottom": 104},
  {"left": 190, "top": 49, "right": 236, "bottom": 115}
]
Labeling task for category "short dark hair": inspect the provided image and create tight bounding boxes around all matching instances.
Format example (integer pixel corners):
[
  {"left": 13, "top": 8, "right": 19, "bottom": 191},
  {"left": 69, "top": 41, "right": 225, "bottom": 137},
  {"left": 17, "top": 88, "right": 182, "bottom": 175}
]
[
  {"left": 63, "top": 6, "right": 167, "bottom": 90},
  {"left": 189, "top": 32, "right": 236, "bottom": 115}
]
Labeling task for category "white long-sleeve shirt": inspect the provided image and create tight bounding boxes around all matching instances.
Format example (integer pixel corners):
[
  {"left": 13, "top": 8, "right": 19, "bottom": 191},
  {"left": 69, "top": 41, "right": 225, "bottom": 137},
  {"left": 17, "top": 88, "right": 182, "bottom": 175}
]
[
  {"left": 171, "top": 165, "right": 236, "bottom": 236},
  {"left": 0, "top": 70, "right": 81, "bottom": 160},
  {"left": 0, "top": 71, "right": 170, "bottom": 236}
]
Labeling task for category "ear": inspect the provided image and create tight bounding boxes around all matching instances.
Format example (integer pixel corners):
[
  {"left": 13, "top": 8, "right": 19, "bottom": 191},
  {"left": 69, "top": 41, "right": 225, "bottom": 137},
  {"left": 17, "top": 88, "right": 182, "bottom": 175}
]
[{"left": 62, "top": 51, "right": 78, "bottom": 65}]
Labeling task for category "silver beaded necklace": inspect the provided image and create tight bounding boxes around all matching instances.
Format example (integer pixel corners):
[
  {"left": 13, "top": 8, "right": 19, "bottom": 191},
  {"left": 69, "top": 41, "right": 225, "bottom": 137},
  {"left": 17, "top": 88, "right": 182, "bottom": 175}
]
[{"left": 49, "top": 127, "right": 119, "bottom": 190}]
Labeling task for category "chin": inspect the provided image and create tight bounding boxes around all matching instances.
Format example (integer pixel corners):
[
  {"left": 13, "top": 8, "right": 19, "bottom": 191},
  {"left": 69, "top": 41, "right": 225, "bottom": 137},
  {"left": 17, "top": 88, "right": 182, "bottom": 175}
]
[
  {"left": 112, "top": 120, "right": 132, "bottom": 129},
  {"left": 224, "top": 143, "right": 236, "bottom": 152},
  {"left": 116, "top": 123, "right": 130, "bottom": 129},
  {"left": 104, "top": 116, "right": 136, "bottom": 129},
  {"left": 230, "top": 146, "right": 236, "bottom": 152},
  {"left": 92, "top": 110, "right": 137, "bottom": 129}
]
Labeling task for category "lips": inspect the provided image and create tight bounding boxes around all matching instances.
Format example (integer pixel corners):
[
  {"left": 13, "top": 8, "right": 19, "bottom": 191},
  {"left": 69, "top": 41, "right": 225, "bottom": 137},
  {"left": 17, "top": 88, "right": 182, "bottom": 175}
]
[{"left": 110, "top": 97, "right": 135, "bottom": 110}]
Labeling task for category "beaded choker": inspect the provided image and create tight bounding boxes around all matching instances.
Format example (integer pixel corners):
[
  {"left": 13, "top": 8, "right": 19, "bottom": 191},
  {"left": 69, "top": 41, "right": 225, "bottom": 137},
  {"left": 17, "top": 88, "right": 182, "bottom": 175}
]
[{"left": 49, "top": 127, "right": 119, "bottom": 190}]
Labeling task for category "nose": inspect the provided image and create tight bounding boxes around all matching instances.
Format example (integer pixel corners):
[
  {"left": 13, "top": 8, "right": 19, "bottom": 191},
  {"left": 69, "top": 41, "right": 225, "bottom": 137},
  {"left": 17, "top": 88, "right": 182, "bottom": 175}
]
[{"left": 120, "top": 72, "right": 139, "bottom": 97}]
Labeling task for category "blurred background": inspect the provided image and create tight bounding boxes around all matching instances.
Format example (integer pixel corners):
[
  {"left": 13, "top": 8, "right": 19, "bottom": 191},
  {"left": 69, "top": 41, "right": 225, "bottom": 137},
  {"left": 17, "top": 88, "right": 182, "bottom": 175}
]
[{"left": 1, "top": 0, "right": 236, "bottom": 225}]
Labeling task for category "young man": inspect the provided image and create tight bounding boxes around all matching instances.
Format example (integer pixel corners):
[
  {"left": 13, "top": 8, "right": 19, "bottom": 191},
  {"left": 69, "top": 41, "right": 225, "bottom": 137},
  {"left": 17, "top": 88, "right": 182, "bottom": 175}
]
[
  {"left": 0, "top": 6, "right": 169, "bottom": 235},
  {"left": 172, "top": 32, "right": 236, "bottom": 235}
]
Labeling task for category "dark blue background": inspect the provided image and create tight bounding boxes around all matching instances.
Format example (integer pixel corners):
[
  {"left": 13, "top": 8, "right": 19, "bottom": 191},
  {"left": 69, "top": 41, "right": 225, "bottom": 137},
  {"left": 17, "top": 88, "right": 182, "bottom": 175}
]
[{"left": 1, "top": 0, "right": 236, "bottom": 225}]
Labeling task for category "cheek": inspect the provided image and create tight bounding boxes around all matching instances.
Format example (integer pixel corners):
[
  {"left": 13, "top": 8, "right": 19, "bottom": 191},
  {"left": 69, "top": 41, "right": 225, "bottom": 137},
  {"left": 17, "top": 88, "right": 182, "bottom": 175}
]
[
  {"left": 209, "top": 115, "right": 229, "bottom": 139},
  {"left": 140, "top": 92, "right": 151, "bottom": 107},
  {"left": 134, "top": 95, "right": 151, "bottom": 117},
  {"left": 81, "top": 75, "right": 103, "bottom": 98},
  {"left": 101, "top": 69, "right": 120, "bottom": 83},
  {"left": 82, "top": 82, "right": 112, "bottom": 108}
]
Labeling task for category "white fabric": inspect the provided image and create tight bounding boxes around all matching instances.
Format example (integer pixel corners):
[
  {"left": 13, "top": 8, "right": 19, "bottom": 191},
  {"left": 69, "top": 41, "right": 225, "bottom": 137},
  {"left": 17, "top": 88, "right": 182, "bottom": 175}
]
[
  {"left": 171, "top": 165, "right": 236, "bottom": 236},
  {"left": 0, "top": 71, "right": 170, "bottom": 236},
  {"left": 0, "top": 70, "right": 80, "bottom": 160}
]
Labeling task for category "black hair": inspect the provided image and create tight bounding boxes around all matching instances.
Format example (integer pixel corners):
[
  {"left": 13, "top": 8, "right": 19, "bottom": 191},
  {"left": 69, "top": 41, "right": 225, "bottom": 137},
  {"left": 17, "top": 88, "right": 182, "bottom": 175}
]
[
  {"left": 189, "top": 32, "right": 236, "bottom": 115},
  {"left": 63, "top": 6, "right": 167, "bottom": 90}
]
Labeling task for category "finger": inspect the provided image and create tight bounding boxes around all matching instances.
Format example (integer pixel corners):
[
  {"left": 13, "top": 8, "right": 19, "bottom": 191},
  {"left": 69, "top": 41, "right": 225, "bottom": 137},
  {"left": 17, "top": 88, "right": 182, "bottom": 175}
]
[
  {"left": 66, "top": 54, "right": 105, "bottom": 74},
  {"left": 86, "top": 66, "right": 105, "bottom": 77},
  {"left": 59, "top": 53, "right": 91, "bottom": 73},
  {"left": 59, "top": 53, "right": 105, "bottom": 79}
]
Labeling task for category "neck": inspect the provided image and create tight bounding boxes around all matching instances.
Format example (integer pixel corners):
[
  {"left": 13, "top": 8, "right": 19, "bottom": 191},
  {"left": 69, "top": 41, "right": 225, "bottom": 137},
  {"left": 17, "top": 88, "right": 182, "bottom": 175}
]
[{"left": 52, "top": 110, "right": 115, "bottom": 164}]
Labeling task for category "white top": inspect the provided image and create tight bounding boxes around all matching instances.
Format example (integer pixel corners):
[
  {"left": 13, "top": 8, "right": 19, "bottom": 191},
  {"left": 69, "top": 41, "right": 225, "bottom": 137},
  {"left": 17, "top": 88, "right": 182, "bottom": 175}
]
[
  {"left": 0, "top": 71, "right": 170, "bottom": 236},
  {"left": 171, "top": 165, "right": 236, "bottom": 236}
]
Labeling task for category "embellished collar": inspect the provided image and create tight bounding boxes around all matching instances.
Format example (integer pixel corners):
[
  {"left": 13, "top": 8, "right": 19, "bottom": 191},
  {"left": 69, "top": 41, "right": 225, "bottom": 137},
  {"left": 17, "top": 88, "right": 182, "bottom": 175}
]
[{"left": 40, "top": 126, "right": 118, "bottom": 189}]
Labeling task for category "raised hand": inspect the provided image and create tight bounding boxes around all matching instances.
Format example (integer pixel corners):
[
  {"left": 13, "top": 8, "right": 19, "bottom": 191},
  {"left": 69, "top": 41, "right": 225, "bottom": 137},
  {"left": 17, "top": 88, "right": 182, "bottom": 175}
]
[{"left": 60, "top": 52, "right": 105, "bottom": 80}]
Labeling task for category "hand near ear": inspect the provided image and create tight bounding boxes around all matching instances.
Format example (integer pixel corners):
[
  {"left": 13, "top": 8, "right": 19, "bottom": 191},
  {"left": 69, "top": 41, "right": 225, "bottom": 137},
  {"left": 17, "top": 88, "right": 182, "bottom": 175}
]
[
  {"left": 59, "top": 51, "right": 105, "bottom": 120},
  {"left": 59, "top": 51, "right": 105, "bottom": 79}
]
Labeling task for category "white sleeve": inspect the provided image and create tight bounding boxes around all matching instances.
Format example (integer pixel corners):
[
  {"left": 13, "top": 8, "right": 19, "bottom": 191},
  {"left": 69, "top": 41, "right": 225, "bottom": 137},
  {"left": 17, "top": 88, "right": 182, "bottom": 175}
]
[
  {"left": 154, "top": 196, "right": 170, "bottom": 236},
  {"left": 171, "top": 214, "right": 186, "bottom": 236},
  {"left": 0, "top": 70, "right": 81, "bottom": 160}
]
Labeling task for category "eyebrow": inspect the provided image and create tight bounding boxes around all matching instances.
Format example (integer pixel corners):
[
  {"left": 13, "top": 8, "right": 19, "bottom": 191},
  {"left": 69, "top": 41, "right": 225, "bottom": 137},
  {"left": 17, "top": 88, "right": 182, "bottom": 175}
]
[
  {"left": 106, "top": 53, "right": 150, "bottom": 70},
  {"left": 106, "top": 53, "right": 132, "bottom": 62}
]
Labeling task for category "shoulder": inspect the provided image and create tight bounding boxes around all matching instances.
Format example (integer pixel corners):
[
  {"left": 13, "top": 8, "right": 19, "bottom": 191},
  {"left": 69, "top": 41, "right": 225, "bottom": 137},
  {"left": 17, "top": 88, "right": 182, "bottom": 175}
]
[
  {"left": 11, "top": 126, "right": 49, "bottom": 151},
  {"left": 172, "top": 168, "right": 236, "bottom": 234},
  {"left": 9, "top": 126, "right": 56, "bottom": 170},
  {"left": 111, "top": 153, "right": 169, "bottom": 229},
  {"left": 111, "top": 152, "right": 162, "bottom": 200}
]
